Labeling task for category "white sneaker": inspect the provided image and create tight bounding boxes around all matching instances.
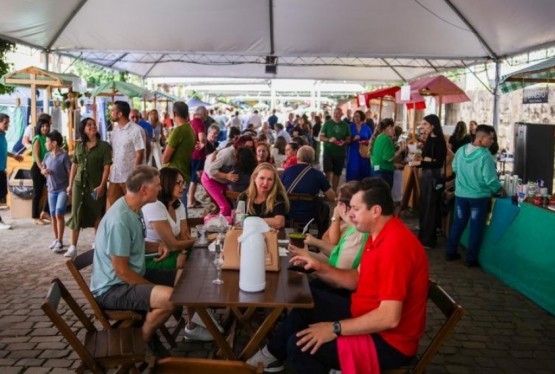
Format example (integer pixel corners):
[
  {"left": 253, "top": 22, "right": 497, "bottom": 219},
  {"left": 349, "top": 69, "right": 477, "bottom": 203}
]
[
  {"left": 52, "top": 241, "right": 64, "bottom": 253},
  {"left": 48, "top": 239, "right": 59, "bottom": 249},
  {"left": 183, "top": 326, "right": 214, "bottom": 342},
  {"left": 0, "top": 221, "right": 11, "bottom": 230},
  {"left": 191, "top": 310, "right": 224, "bottom": 333},
  {"left": 246, "top": 346, "right": 284, "bottom": 372},
  {"left": 64, "top": 245, "right": 77, "bottom": 258}
]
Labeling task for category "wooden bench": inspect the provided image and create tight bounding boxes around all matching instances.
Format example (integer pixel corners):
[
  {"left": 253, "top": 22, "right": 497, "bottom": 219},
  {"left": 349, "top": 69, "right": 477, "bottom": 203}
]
[
  {"left": 384, "top": 280, "right": 464, "bottom": 374},
  {"left": 41, "top": 278, "right": 144, "bottom": 373}
]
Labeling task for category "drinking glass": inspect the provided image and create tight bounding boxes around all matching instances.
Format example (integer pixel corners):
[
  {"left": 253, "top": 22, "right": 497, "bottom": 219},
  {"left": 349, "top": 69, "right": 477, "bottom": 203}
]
[
  {"left": 196, "top": 224, "right": 207, "bottom": 245},
  {"left": 212, "top": 251, "right": 224, "bottom": 285}
]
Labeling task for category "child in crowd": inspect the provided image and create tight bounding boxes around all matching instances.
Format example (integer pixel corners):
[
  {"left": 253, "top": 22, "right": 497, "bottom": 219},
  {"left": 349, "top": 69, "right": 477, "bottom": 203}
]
[{"left": 41, "top": 130, "right": 71, "bottom": 253}]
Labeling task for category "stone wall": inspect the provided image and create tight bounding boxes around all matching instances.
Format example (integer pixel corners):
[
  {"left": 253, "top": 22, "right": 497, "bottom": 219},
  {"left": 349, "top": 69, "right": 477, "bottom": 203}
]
[{"left": 458, "top": 88, "right": 555, "bottom": 153}]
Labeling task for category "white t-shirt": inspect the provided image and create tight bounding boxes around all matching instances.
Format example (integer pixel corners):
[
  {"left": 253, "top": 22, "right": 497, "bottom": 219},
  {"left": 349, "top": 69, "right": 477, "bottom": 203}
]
[{"left": 141, "top": 200, "right": 186, "bottom": 243}]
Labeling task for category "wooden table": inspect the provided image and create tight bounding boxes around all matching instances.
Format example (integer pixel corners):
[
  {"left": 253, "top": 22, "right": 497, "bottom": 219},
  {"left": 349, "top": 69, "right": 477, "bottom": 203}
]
[{"left": 170, "top": 247, "right": 314, "bottom": 360}]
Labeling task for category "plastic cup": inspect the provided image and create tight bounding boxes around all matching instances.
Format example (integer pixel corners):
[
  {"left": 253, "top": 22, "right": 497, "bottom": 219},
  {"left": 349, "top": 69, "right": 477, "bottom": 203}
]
[
  {"left": 196, "top": 224, "right": 207, "bottom": 244},
  {"left": 289, "top": 232, "right": 306, "bottom": 248}
]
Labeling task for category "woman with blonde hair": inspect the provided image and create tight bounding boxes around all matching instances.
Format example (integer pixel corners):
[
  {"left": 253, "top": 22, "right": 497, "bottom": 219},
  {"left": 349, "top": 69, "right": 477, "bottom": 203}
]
[{"left": 238, "top": 162, "right": 289, "bottom": 229}]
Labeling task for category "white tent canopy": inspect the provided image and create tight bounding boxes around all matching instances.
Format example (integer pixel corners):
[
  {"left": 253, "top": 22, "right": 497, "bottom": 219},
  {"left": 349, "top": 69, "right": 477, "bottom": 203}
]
[{"left": 1, "top": 0, "right": 554, "bottom": 82}]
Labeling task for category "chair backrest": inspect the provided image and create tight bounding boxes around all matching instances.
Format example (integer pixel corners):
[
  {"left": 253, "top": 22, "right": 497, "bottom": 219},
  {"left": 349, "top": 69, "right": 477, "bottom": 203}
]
[
  {"left": 41, "top": 278, "right": 104, "bottom": 373},
  {"left": 412, "top": 280, "right": 464, "bottom": 374},
  {"left": 68, "top": 249, "right": 144, "bottom": 330},
  {"left": 383, "top": 281, "right": 464, "bottom": 374},
  {"left": 153, "top": 357, "right": 263, "bottom": 374},
  {"left": 287, "top": 192, "right": 319, "bottom": 202},
  {"left": 66, "top": 249, "right": 113, "bottom": 330}
]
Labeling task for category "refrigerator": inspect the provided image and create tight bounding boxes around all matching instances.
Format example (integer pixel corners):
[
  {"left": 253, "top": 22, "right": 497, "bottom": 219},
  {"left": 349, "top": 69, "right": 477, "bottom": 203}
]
[{"left": 513, "top": 122, "right": 555, "bottom": 193}]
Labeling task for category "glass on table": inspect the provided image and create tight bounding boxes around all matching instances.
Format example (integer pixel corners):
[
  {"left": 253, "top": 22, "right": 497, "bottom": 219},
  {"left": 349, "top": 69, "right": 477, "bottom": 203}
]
[
  {"left": 212, "top": 250, "right": 224, "bottom": 285},
  {"left": 196, "top": 224, "right": 207, "bottom": 245}
]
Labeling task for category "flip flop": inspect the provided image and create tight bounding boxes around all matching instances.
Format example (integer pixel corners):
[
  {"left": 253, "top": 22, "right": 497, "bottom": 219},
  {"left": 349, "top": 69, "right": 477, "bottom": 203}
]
[
  {"left": 34, "top": 219, "right": 47, "bottom": 225},
  {"left": 187, "top": 202, "right": 202, "bottom": 209}
]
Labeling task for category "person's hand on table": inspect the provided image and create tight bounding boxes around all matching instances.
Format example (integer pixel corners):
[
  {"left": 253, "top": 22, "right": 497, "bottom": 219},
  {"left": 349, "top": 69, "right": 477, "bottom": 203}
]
[
  {"left": 296, "top": 322, "right": 337, "bottom": 354},
  {"left": 153, "top": 243, "right": 170, "bottom": 262},
  {"left": 287, "top": 243, "right": 309, "bottom": 257}
]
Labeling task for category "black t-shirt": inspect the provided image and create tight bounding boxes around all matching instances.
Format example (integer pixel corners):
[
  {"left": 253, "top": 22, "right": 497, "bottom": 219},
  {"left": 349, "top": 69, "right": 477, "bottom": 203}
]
[{"left": 239, "top": 193, "right": 286, "bottom": 218}]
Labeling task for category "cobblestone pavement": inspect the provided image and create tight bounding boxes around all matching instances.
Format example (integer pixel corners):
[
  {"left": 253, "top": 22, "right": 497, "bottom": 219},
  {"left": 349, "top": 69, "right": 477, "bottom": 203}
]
[{"left": 1, "top": 209, "right": 555, "bottom": 373}]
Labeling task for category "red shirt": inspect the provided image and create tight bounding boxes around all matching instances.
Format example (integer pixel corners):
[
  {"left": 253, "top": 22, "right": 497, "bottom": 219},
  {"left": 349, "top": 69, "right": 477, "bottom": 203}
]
[
  {"left": 191, "top": 118, "right": 206, "bottom": 160},
  {"left": 351, "top": 217, "right": 429, "bottom": 356},
  {"left": 282, "top": 155, "right": 298, "bottom": 169}
]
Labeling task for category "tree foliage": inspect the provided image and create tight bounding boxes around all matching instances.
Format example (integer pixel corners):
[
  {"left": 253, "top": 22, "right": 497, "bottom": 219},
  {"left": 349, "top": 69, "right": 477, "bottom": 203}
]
[
  {"left": 72, "top": 60, "right": 129, "bottom": 86},
  {"left": 0, "top": 39, "right": 17, "bottom": 95}
]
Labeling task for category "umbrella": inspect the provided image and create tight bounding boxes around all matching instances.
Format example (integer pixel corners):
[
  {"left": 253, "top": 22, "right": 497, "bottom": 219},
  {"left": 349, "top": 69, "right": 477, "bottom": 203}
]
[{"left": 395, "top": 75, "right": 470, "bottom": 133}]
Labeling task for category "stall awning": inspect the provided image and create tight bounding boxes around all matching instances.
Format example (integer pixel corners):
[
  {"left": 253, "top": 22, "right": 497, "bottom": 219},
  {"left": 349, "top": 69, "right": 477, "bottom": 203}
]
[
  {"left": 0, "top": 66, "right": 80, "bottom": 89},
  {"left": 91, "top": 81, "right": 150, "bottom": 99},
  {"left": 357, "top": 86, "right": 400, "bottom": 107},
  {"left": 499, "top": 57, "right": 555, "bottom": 93},
  {"left": 396, "top": 75, "right": 470, "bottom": 105}
]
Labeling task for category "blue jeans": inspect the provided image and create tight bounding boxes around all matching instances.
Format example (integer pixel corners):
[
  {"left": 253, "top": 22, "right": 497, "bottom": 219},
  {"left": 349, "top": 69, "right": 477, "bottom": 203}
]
[
  {"left": 447, "top": 196, "right": 490, "bottom": 263},
  {"left": 48, "top": 190, "right": 68, "bottom": 216}
]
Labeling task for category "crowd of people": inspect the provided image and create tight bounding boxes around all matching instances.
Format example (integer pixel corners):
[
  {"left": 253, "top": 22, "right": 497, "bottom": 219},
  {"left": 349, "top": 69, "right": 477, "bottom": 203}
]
[{"left": 0, "top": 100, "right": 506, "bottom": 371}]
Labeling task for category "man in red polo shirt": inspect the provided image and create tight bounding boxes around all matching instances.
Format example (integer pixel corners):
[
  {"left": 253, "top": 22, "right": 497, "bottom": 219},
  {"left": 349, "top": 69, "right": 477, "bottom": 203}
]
[{"left": 247, "top": 178, "right": 429, "bottom": 372}]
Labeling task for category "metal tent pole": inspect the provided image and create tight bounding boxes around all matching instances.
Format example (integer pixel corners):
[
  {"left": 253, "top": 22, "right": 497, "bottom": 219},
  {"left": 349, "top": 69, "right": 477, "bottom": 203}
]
[{"left": 492, "top": 61, "right": 501, "bottom": 129}]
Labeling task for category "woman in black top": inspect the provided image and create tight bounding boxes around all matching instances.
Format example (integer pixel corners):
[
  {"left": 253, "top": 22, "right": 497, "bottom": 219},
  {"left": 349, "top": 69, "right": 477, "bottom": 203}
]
[
  {"left": 238, "top": 163, "right": 289, "bottom": 229},
  {"left": 412, "top": 114, "right": 447, "bottom": 248}
]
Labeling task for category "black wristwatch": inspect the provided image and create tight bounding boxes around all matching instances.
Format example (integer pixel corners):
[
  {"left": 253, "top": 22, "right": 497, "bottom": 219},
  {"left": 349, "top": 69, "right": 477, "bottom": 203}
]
[{"left": 332, "top": 321, "right": 342, "bottom": 336}]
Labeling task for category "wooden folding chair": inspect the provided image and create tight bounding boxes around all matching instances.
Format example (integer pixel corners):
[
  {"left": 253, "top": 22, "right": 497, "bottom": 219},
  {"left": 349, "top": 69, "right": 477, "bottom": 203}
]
[
  {"left": 66, "top": 249, "right": 185, "bottom": 348},
  {"left": 384, "top": 280, "right": 464, "bottom": 374},
  {"left": 152, "top": 357, "right": 263, "bottom": 374},
  {"left": 41, "top": 278, "right": 145, "bottom": 374}
]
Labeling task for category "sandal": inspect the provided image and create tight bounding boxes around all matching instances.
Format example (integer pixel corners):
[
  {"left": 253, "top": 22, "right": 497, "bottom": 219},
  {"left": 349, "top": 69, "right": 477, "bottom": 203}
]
[{"left": 34, "top": 219, "right": 47, "bottom": 225}]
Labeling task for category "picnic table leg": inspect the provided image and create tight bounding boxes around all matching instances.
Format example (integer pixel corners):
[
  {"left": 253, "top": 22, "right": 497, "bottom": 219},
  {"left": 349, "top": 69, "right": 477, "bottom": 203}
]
[
  {"left": 239, "top": 307, "right": 284, "bottom": 360},
  {"left": 196, "top": 308, "right": 237, "bottom": 360}
]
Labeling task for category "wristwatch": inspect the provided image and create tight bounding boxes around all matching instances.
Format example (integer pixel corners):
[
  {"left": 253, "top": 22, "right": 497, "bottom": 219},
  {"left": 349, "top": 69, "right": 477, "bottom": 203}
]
[
  {"left": 332, "top": 321, "right": 342, "bottom": 336},
  {"left": 331, "top": 216, "right": 339, "bottom": 222}
]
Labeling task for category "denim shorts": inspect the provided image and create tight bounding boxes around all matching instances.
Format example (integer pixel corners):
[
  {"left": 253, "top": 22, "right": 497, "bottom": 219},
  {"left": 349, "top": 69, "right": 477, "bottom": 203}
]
[
  {"left": 48, "top": 190, "right": 68, "bottom": 216},
  {"left": 190, "top": 159, "right": 205, "bottom": 183}
]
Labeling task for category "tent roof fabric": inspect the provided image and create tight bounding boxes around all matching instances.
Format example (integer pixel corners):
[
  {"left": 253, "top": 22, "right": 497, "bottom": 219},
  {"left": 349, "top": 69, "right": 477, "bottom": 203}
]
[
  {"left": 1, "top": 0, "right": 554, "bottom": 81},
  {"left": 499, "top": 57, "right": 555, "bottom": 93}
]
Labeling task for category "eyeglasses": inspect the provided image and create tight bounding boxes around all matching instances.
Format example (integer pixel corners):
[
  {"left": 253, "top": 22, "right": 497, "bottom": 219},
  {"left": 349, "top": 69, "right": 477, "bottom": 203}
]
[{"left": 175, "top": 180, "right": 186, "bottom": 187}]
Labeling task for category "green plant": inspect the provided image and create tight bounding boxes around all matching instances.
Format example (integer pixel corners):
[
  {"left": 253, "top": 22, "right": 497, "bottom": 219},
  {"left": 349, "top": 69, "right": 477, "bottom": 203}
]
[{"left": 0, "top": 39, "right": 16, "bottom": 95}]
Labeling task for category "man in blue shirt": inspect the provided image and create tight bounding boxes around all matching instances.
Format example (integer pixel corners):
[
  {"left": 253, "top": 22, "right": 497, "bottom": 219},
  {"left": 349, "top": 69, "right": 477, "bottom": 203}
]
[
  {"left": 281, "top": 146, "right": 335, "bottom": 237},
  {"left": 131, "top": 108, "right": 152, "bottom": 163},
  {"left": 268, "top": 109, "right": 278, "bottom": 130},
  {"left": 0, "top": 113, "right": 24, "bottom": 229}
]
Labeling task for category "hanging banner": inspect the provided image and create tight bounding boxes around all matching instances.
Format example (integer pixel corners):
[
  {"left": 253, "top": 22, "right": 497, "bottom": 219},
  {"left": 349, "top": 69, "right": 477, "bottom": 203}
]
[
  {"left": 401, "top": 85, "right": 411, "bottom": 101},
  {"left": 522, "top": 87, "right": 548, "bottom": 104}
]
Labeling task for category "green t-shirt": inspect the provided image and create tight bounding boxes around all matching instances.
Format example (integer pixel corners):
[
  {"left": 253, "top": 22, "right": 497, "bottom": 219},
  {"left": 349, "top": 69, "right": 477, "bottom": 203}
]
[
  {"left": 90, "top": 197, "right": 146, "bottom": 296},
  {"left": 371, "top": 133, "right": 395, "bottom": 171},
  {"left": 328, "top": 226, "right": 368, "bottom": 269},
  {"left": 321, "top": 120, "right": 351, "bottom": 156},
  {"left": 164, "top": 123, "right": 195, "bottom": 182},
  {"left": 32, "top": 135, "right": 48, "bottom": 163}
]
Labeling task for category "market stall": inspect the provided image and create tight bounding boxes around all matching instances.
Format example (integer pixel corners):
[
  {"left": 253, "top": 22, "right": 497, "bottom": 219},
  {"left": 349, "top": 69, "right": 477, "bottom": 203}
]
[{"left": 461, "top": 198, "right": 555, "bottom": 316}]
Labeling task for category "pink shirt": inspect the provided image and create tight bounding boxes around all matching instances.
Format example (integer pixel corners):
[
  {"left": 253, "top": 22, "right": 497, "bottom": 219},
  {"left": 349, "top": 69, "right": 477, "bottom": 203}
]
[{"left": 191, "top": 118, "right": 206, "bottom": 160}]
